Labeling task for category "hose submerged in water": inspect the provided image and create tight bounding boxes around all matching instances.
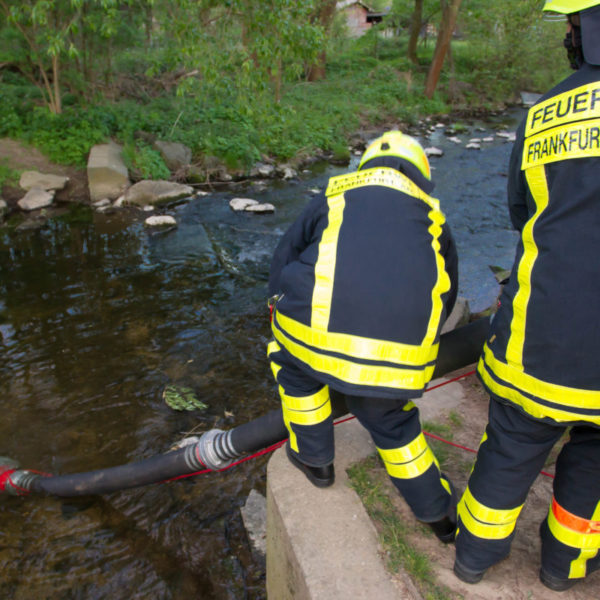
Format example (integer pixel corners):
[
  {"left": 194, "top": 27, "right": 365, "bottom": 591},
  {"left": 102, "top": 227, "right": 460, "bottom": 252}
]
[{"left": 0, "top": 317, "right": 490, "bottom": 499}]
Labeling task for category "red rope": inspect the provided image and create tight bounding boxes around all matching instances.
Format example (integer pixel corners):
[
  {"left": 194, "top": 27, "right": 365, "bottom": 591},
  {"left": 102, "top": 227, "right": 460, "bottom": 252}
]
[
  {"left": 166, "top": 369, "right": 549, "bottom": 482},
  {"left": 426, "top": 370, "right": 476, "bottom": 391},
  {"left": 165, "top": 369, "right": 555, "bottom": 481}
]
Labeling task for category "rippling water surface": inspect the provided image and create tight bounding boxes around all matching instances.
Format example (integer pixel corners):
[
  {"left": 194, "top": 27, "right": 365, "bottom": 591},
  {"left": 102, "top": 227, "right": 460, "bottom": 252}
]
[{"left": 0, "top": 110, "right": 524, "bottom": 599}]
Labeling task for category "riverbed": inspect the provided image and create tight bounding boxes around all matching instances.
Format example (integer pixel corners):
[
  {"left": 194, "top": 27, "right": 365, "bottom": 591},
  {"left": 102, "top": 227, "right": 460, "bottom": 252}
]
[{"left": 0, "top": 109, "right": 524, "bottom": 599}]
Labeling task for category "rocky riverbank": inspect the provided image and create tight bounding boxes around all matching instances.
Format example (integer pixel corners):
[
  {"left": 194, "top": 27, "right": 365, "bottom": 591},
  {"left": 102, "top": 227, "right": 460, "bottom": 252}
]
[{"left": 0, "top": 108, "right": 521, "bottom": 233}]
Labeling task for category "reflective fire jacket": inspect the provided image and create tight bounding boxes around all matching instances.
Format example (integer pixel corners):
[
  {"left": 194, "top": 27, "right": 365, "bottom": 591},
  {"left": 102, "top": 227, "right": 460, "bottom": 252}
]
[
  {"left": 269, "top": 161, "right": 458, "bottom": 399},
  {"left": 478, "top": 62, "right": 600, "bottom": 427}
]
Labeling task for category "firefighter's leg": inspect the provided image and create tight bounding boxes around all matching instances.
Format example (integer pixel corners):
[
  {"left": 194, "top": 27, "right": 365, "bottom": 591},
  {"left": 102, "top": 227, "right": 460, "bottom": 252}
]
[
  {"left": 539, "top": 425, "right": 600, "bottom": 591},
  {"left": 454, "top": 398, "right": 563, "bottom": 583},
  {"left": 345, "top": 394, "right": 457, "bottom": 542},
  {"left": 267, "top": 341, "right": 334, "bottom": 486}
]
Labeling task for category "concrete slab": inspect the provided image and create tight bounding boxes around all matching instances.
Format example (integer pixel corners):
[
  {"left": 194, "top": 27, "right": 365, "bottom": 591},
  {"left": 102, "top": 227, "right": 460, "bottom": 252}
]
[{"left": 266, "top": 418, "right": 422, "bottom": 600}]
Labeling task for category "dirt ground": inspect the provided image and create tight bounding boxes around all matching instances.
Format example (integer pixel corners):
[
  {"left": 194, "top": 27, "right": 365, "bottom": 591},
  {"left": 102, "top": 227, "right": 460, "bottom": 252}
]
[
  {"left": 369, "top": 367, "right": 599, "bottom": 600},
  {"left": 0, "top": 137, "right": 89, "bottom": 208}
]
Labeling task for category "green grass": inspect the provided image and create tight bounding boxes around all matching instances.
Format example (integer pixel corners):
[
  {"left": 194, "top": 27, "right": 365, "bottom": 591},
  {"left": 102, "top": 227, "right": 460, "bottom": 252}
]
[
  {"left": 0, "top": 160, "right": 20, "bottom": 187},
  {"left": 0, "top": 28, "right": 570, "bottom": 176},
  {"left": 348, "top": 454, "right": 458, "bottom": 600}
]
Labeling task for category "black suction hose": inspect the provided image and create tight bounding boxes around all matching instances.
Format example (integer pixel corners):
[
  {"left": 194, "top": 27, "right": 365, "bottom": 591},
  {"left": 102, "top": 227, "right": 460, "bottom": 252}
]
[
  {"left": 229, "top": 316, "right": 491, "bottom": 454},
  {"left": 1, "top": 317, "right": 490, "bottom": 498}
]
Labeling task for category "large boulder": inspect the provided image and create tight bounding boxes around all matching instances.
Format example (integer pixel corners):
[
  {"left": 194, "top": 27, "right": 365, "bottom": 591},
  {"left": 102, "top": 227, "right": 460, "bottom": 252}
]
[
  {"left": 20, "top": 171, "right": 69, "bottom": 191},
  {"left": 87, "top": 142, "right": 130, "bottom": 202},
  {"left": 154, "top": 141, "right": 192, "bottom": 172},
  {"left": 18, "top": 187, "right": 55, "bottom": 211},
  {"left": 121, "top": 180, "right": 194, "bottom": 206}
]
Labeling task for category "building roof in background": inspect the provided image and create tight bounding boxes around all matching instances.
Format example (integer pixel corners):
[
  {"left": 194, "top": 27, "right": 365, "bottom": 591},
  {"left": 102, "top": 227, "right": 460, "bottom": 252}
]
[{"left": 336, "top": 1, "right": 374, "bottom": 11}]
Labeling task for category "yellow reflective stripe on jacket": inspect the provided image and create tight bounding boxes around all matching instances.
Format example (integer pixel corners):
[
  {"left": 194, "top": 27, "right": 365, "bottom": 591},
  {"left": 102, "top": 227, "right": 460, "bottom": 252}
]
[
  {"left": 267, "top": 340, "right": 282, "bottom": 379},
  {"left": 311, "top": 193, "right": 345, "bottom": 330},
  {"left": 272, "top": 321, "right": 434, "bottom": 390},
  {"left": 505, "top": 165, "right": 550, "bottom": 368},
  {"left": 267, "top": 340, "right": 280, "bottom": 357},
  {"left": 525, "top": 82, "right": 600, "bottom": 137},
  {"left": 482, "top": 346, "right": 600, "bottom": 410},
  {"left": 316, "top": 167, "right": 446, "bottom": 340},
  {"left": 378, "top": 433, "right": 438, "bottom": 479},
  {"left": 458, "top": 486, "right": 523, "bottom": 540},
  {"left": 548, "top": 506, "right": 600, "bottom": 550},
  {"left": 478, "top": 359, "right": 600, "bottom": 426},
  {"left": 423, "top": 208, "right": 451, "bottom": 347},
  {"left": 275, "top": 311, "right": 438, "bottom": 367},
  {"left": 325, "top": 167, "right": 440, "bottom": 209}
]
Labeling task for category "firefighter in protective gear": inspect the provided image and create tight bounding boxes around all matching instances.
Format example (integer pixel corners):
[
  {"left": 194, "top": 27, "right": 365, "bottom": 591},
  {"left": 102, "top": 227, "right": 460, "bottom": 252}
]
[
  {"left": 454, "top": 1, "right": 600, "bottom": 590},
  {"left": 268, "top": 131, "right": 460, "bottom": 542}
]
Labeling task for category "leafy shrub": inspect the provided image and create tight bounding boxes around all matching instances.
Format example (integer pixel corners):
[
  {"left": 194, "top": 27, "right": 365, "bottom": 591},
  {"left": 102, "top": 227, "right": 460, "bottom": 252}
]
[
  {"left": 0, "top": 160, "right": 19, "bottom": 187},
  {"left": 122, "top": 143, "right": 171, "bottom": 180},
  {"left": 24, "top": 108, "right": 108, "bottom": 166}
]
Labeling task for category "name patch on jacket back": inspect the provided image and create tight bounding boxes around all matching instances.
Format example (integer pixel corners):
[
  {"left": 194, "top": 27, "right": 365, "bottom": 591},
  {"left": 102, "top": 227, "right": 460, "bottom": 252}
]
[
  {"left": 325, "top": 167, "right": 437, "bottom": 208},
  {"left": 522, "top": 82, "right": 600, "bottom": 169}
]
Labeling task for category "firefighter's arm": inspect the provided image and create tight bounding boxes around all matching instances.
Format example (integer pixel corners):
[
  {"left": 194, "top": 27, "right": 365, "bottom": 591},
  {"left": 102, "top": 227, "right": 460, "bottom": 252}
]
[
  {"left": 441, "top": 222, "right": 459, "bottom": 318},
  {"left": 507, "top": 122, "right": 530, "bottom": 232},
  {"left": 268, "top": 193, "right": 326, "bottom": 296}
]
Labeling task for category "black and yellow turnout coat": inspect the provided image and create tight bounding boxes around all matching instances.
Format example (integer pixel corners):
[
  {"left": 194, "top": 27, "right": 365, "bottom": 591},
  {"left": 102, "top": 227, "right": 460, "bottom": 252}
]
[
  {"left": 478, "top": 62, "right": 600, "bottom": 427},
  {"left": 269, "top": 158, "right": 458, "bottom": 400}
]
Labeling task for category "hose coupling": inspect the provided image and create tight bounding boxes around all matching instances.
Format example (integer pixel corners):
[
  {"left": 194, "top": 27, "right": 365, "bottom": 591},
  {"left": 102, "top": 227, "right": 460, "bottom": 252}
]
[
  {"left": 188, "top": 429, "right": 240, "bottom": 471},
  {"left": 0, "top": 458, "right": 39, "bottom": 496}
]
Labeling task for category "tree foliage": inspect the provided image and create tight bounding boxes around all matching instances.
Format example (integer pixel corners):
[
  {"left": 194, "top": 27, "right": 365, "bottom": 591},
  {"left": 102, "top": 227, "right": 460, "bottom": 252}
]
[
  {"left": 166, "top": 0, "right": 325, "bottom": 104},
  {"left": 0, "top": 0, "right": 570, "bottom": 171}
]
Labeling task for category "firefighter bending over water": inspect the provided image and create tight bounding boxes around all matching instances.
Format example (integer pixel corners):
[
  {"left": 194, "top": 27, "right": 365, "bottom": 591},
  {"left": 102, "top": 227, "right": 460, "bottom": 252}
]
[
  {"left": 267, "top": 131, "right": 460, "bottom": 542},
  {"left": 453, "top": 0, "right": 600, "bottom": 590}
]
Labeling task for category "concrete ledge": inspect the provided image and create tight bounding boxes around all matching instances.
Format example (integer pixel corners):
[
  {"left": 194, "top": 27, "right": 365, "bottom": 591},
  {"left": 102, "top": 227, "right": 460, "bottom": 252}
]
[
  {"left": 266, "top": 418, "right": 419, "bottom": 599},
  {"left": 265, "top": 377, "right": 470, "bottom": 599}
]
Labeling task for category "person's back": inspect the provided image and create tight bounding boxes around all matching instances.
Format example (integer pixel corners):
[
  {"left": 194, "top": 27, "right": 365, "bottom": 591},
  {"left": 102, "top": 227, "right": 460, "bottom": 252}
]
[
  {"left": 271, "top": 159, "right": 456, "bottom": 399},
  {"left": 481, "top": 59, "right": 600, "bottom": 410},
  {"left": 454, "top": 2, "right": 600, "bottom": 590}
]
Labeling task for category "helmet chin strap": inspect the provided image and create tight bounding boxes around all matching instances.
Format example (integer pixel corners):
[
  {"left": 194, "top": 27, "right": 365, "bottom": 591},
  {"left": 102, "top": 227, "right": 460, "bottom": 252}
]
[{"left": 564, "top": 25, "right": 584, "bottom": 69}]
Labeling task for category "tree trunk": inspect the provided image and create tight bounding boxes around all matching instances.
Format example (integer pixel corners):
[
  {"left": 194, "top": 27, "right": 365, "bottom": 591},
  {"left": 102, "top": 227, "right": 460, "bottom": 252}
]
[
  {"left": 408, "top": 0, "right": 424, "bottom": 65},
  {"left": 424, "top": 0, "right": 462, "bottom": 99},
  {"left": 52, "top": 54, "right": 62, "bottom": 114},
  {"left": 277, "top": 56, "right": 283, "bottom": 103},
  {"left": 306, "top": 0, "right": 337, "bottom": 82},
  {"left": 144, "top": 2, "right": 153, "bottom": 46}
]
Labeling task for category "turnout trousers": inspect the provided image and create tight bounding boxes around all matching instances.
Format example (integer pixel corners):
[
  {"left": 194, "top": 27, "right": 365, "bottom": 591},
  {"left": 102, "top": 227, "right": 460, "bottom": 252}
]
[
  {"left": 268, "top": 341, "right": 453, "bottom": 522},
  {"left": 455, "top": 398, "right": 600, "bottom": 582}
]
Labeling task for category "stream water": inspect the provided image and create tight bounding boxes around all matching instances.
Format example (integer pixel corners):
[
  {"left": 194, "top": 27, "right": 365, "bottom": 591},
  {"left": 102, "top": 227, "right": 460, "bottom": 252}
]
[{"left": 0, "top": 109, "right": 525, "bottom": 599}]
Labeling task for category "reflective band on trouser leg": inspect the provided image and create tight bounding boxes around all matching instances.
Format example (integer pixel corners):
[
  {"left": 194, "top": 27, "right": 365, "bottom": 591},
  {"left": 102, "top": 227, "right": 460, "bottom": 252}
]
[
  {"left": 552, "top": 498, "right": 600, "bottom": 536},
  {"left": 458, "top": 486, "right": 523, "bottom": 540},
  {"left": 378, "top": 432, "right": 453, "bottom": 521},
  {"left": 548, "top": 499, "right": 600, "bottom": 550},
  {"left": 281, "top": 385, "right": 332, "bottom": 457},
  {"left": 546, "top": 497, "right": 600, "bottom": 579},
  {"left": 378, "top": 433, "right": 438, "bottom": 479}
]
